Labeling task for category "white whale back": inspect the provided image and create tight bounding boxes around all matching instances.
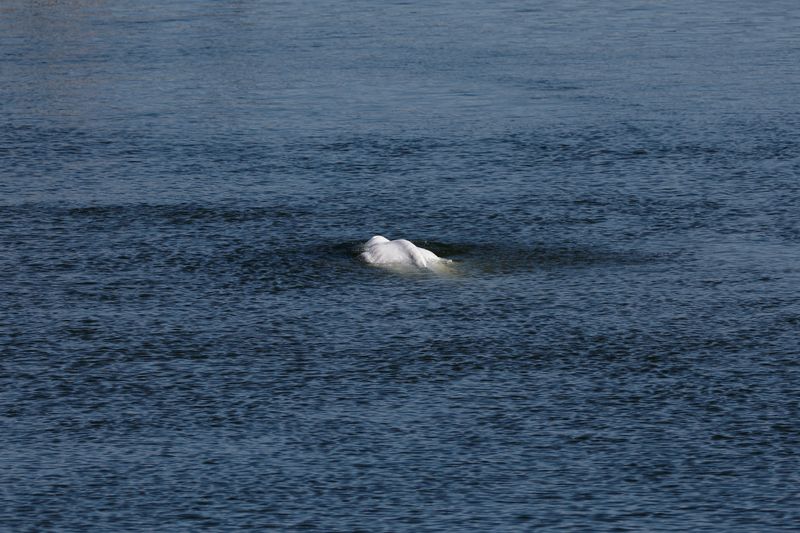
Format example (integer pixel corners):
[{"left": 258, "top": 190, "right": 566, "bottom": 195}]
[{"left": 360, "top": 235, "right": 447, "bottom": 270}]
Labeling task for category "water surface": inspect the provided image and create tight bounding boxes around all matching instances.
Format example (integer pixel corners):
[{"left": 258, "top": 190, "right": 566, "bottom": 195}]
[{"left": 2, "top": 0, "right": 799, "bottom": 530}]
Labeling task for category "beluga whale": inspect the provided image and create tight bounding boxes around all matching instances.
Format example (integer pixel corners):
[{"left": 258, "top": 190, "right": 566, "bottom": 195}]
[{"left": 360, "top": 235, "right": 451, "bottom": 272}]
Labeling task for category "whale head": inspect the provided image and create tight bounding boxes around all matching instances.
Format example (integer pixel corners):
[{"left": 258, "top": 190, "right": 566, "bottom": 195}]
[
  {"left": 364, "top": 235, "right": 390, "bottom": 247},
  {"left": 360, "top": 235, "right": 450, "bottom": 271}
]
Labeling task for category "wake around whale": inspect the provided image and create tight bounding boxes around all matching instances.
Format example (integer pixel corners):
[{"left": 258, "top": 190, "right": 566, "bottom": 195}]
[{"left": 360, "top": 235, "right": 451, "bottom": 271}]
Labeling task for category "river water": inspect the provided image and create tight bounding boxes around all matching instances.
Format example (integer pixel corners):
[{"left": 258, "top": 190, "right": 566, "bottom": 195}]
[{"left": 2, "top": 0, "right": 799, "bottom": 530}]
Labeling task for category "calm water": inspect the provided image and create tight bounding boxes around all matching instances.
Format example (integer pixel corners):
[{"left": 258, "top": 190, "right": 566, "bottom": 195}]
[{"left": 2, "top": 0, "right": 800, "bottom": 530}]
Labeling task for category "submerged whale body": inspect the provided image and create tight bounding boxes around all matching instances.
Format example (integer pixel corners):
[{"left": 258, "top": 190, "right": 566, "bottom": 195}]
[{"left": 360, "top": 235, "right": 448, "bottom": 270}]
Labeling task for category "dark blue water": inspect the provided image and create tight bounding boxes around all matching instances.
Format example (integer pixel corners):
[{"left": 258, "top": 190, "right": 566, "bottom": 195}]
[{"left": 2, "top": 1, "right": 800, "bottom": 530}]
